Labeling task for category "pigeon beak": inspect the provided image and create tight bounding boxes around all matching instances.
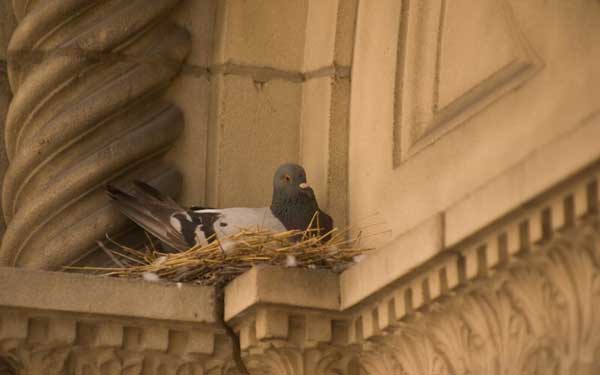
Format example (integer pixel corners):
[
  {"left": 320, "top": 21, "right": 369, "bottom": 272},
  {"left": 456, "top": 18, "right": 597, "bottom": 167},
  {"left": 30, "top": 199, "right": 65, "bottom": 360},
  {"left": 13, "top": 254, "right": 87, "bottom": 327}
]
[{"left": 297, "top": 182, "right": 314, "bottom": 198}]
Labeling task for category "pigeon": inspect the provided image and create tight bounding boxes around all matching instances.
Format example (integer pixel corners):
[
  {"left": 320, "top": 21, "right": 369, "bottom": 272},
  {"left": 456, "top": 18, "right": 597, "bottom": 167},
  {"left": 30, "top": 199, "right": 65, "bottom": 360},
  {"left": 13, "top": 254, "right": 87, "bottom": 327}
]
[{"left": 106, "top": 163, "right": 333, "bottom": 252}]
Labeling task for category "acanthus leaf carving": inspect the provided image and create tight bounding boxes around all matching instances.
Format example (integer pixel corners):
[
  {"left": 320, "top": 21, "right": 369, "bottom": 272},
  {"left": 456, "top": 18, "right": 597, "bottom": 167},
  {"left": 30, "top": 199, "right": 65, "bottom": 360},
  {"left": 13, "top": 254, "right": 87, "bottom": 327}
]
[{"left": 355, "top": 218, "right": 600, "bottom": 375}]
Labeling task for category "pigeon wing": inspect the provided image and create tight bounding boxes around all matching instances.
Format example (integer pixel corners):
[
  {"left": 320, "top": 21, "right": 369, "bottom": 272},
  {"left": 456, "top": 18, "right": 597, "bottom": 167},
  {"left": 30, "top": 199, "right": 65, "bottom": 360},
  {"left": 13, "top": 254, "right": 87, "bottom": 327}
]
[
  {"left": 317, "top": 209, "right": 334, "bottom": 241},
  {"left": 317, "top": 210, "right": 333, "bottom": 232},
  {"left": 132, "top": 180, "right": 180, "bottom": 207},
  {"left": 106, "top": 185, "right": 193, "bottom": 251}
]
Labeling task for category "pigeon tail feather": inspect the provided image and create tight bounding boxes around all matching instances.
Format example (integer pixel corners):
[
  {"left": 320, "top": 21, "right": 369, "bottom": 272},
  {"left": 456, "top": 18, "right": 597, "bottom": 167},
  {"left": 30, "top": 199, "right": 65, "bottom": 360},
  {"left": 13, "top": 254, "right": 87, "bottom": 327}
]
[
  {"left": 106, "top": 184, "right": 191, "bottom": 251},
  {"left": 132, "top": 180, "right": 178, "bottom": 205}
]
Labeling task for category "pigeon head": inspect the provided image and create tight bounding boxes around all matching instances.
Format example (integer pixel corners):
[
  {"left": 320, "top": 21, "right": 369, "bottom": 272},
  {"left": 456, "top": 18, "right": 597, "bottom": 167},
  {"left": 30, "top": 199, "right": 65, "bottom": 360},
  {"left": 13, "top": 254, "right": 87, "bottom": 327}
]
[
  {"left": 271, "top": 163, "right": 315, "bottom": 203},
  {"left": 270, "top": 163, "right": 323, "bottom": 231},
  {"left": 270, "top": 163, "right": 334, "bottom": 237}
]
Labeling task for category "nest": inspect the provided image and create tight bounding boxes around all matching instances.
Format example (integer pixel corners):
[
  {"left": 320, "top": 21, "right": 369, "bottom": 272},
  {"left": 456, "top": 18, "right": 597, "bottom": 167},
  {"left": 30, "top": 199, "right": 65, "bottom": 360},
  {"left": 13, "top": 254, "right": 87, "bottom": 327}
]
[{"left": 69, "top": 227, "right": 373, "bottom": 287}]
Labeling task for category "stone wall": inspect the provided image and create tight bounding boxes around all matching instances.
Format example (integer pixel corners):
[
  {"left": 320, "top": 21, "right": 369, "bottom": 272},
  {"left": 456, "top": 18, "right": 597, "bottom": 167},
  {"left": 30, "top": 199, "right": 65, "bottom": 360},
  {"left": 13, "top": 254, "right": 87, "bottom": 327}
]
[
  {"left": 204, "top": 0, "right": 356, "bottom": 235},
  {"left": 0, "top": 0, "right": 599, "bottom": 373},
  {"left": 0, "top": 0, "right": 16, "bottom": 238},
  {"left": 348, "top": 0, "right": 600, "bottom": 247},
  {"left": 1, "top": 151, "right": 599, "bottom": 374}
]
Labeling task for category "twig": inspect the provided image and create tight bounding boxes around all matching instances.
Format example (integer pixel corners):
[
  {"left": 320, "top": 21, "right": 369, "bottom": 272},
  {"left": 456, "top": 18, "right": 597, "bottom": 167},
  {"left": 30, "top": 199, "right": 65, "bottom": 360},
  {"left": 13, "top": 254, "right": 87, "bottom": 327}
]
[{"left": 97, "top": 240, "right": 125, "bottom": 268}]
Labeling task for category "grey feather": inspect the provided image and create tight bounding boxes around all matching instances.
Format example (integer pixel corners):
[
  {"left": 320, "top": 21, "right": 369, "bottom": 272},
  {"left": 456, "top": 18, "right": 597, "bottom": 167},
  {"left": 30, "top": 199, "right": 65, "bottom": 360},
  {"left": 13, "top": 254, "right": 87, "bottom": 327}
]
[{"left": 106, "top": 185, "right": 191, "bottom": 251}]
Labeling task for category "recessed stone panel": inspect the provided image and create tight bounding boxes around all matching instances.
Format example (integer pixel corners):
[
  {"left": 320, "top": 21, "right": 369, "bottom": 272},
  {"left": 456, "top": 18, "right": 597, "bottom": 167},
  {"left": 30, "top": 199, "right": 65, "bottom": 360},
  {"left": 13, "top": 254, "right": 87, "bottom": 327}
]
[{"left": 438, "top": 0, "right": 518, "bottom": 109}]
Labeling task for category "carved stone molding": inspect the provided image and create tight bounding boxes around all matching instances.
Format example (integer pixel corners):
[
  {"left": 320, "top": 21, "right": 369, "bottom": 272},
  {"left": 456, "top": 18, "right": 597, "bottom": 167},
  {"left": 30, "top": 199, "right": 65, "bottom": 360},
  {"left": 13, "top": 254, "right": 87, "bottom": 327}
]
[
  {"left": 223, "top": 162, "right": 600, "bottom": 374},
  {"left": 393, "top": 0, "right": 543, "bottom": 164},
  {"left": 220, "top": 313, "right": 357, "bottom": 375},
  {"left": 2, "top": 216, "right": 597, "bottom": 374},
  {"left": 0, "top": 0, "right": 190, "bottom": 269},
  {"left": 222, "top": 216, "right": 600, "bottom": 375},
  {"left": 358, "top": 221, "right": 600, "bottom": 374},
  {"left": 0, "top": 313, "right": 223, "bottom": 375},
  {"left": 0, "top": 267, "right": 226, "bottom": 375}
]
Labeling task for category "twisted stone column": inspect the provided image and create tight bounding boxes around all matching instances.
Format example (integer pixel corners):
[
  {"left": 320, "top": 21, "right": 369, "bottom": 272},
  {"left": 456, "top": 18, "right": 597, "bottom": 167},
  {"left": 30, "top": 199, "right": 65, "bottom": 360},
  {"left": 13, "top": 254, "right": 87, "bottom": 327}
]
[{"left": 0, "top": 0, "right": 190, "bottom": 269}]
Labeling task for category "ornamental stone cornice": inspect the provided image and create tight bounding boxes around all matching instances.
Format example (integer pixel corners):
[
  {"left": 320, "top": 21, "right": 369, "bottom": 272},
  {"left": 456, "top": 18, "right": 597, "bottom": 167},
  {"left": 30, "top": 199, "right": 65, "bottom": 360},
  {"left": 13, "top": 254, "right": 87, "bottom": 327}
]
[
  {"left": 1, "top": 160, "right": 600, "bottom": 374},
  {"left": 2, "top": 214, "right": 599, "bottom": 373},
  {"left": 0, "top": 268, "right": 226, "bottom": 374},
  {"left": 1, "top": 165, "right": 599, "bottom": 374},
  {"left": 222, "top": 160, "right": 600, "bottom": 374}
]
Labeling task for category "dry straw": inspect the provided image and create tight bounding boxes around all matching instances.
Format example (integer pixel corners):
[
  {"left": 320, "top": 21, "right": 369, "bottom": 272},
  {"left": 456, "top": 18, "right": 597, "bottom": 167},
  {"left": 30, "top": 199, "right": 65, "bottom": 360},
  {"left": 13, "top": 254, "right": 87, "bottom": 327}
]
[{"left": 68, "top": 226, "right": 373, "bottom": 287}]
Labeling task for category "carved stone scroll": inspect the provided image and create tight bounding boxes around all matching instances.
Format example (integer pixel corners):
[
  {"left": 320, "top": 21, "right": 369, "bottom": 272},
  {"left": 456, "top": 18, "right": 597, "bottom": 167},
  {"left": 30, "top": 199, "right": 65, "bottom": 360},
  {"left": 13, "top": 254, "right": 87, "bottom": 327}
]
[{"left": 0, "top": 0, "right": 190, "bottom": 268}]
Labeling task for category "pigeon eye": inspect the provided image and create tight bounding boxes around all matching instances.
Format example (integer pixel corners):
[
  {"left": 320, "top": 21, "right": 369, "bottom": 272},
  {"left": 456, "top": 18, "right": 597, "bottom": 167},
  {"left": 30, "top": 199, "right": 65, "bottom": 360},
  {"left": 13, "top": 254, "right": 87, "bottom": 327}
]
[{"left": 283, "top": 174, "right": 292, "bottom": 182}]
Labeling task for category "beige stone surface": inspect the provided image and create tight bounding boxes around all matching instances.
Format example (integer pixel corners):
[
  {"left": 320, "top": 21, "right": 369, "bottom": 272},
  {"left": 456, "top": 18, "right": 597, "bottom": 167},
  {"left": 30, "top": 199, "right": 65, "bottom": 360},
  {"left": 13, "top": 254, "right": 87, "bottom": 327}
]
[
  {"left": 224, "top": 265, "right": 339, "bottom": 321},
  {"left": 300, "top": 0, "right": 356, "bottom": 226},
  {"left": 223, "top": 181, "right": 600, "bottom": 373},
  {"left": 348, "top": 0, "right": 600, "bottom": 253},
  {"left": 1, "top": 213, "right": 597, "bottom": 374},
  {"left": 164, "top": 76, "right": 211, "bottom": 206},
  {"left": 303, "top": 0, "right": 339, "bottom": 71},
  {"left": 446, "top": 111, "right": 600, "bottom": 247},
  {"left": 0, "top": 0, "right": 14, "bottom": 239},
  {"left": 207, "top": 75, "right": 302, "bottom": 207},
  {"left": 170, "top": 0, "right": 216, "bottom": 68},
  {"left": 326, "top": 76, "right": 352, "bottom": 228},
  {"left": 0, "top": 0, "right": 15, "bottom": 60},
  {"left": 164, "top": 0, "right": 217, "bottom": 206},
  {"left": 332, "top": 0, "right": 358, "bottom": 67},
  {"left": 0, "top": 65, "right": 9, "bottom": 237},
  {"left": 0, "top": 266, "right": 216, "bottom": 323},
  {"left": 300, "top": 77, "right": 331, "bottom": 208},
  {"left": 1, "top": 0, "right": 599, "bottom": 372},
  {"left": 255, "top": 308, "right": 289, "bottom": 339},
  {"left": 342, "top": 148, "right": 599, "bottom": 310},
  {"left": 438, "top": 0, "right": 519, "bottom": 108},
  {"left": 213, "top": 0, "right": 308, "bottom": 70},
  {"left": 355, "top": 224, "right": 600, "bottom": 374},
  {"left": 0, "top": 268, "right": 227, "bottom": 373},
  {"left": 203, "top": 0, "right": 356, "bottom": 229},
  {"left": 0, "top": 0, "right": 190, "bottom": 268},
  {"left": 340, "top": 214, "right": 443, "bottom": 309}
]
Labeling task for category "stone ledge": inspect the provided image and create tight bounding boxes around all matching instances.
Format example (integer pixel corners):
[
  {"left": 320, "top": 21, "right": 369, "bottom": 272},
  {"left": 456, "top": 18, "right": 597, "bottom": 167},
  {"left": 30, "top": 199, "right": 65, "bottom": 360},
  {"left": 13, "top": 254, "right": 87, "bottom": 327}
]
[
  {"left": 0, "top": 267, "right": 216, "bottom": 324},
  {"left": 0, "top": 268, "right": 227, "bottom": 372},
  {"left": 446, "top": 110, "right": 600, "bottom": 247},
  {"left": 224, "top": 156, "right": 600, "bottom": 346},
  {"left": 337, "top": 157, "right": 600, "bottom": 341},
  {"left": 338, "top": 112, "right": 600, "bottom": 311},
  {"left": 220, "top": 214, "right": 600, "bottom": 373},
  {"left": 224, "top": 265, "right": 340, "bottom": 322},
  {"left": 339, "top": 214, "right": 444, "bottom": 309}
]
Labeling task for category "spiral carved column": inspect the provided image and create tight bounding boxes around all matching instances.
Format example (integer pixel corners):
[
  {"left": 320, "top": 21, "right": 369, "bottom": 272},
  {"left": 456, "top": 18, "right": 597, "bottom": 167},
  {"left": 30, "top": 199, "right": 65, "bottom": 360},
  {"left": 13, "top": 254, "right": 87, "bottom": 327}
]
[{"left": 0, "top": 0, "right": 190, "bottom": 269}]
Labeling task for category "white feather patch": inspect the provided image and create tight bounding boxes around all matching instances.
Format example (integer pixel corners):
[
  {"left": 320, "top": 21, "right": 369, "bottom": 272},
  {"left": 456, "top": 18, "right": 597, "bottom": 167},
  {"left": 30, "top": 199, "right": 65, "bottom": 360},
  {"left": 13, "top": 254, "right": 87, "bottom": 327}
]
[
  {"left": 152, "top": 256, "right": 167, "bottom": 266},
  {"left": 169, "top": 216, "right": 182, "bottom": 233},
  {"left": 142, "top": 272, "right": 160, "bottom": 282},
  {"left": 219, "top": 238, "right": 238, "bottom": 255},
  {"left": 203, "top": 207, "right": 286, "bottom": 239},
  {"left": 353, "top": 254, "right": 367, "bottom": 263},
  {"left": 285, "top": 255, "right": 297, "bottom": 267},
  {"left": 194, "top": 225, "right": 209, "bottom": 246}
]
